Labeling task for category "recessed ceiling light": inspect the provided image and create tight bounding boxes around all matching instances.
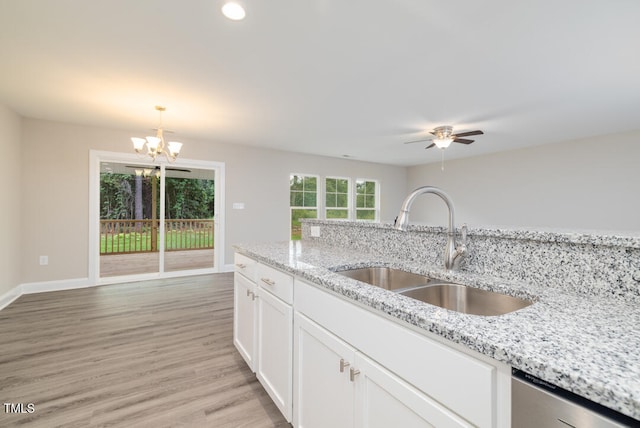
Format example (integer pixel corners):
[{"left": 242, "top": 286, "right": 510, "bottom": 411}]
[{"left": 222, "top": 2, "right": 246, "bottom": 20}]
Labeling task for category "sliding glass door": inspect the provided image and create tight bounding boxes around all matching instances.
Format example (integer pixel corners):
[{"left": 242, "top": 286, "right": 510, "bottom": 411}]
[
  {"left": 99, "top": 163, "right": 161, "bottom": 277},
  {"left": 91, "top": 151, "right": 223, "bottom": 282},
  {"left": 163, "top": 167, "right": 215, "bottom": 273}
]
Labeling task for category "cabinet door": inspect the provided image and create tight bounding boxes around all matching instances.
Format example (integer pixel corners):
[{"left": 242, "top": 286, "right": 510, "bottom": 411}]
[
  {"left": 294, "top": 312, "right": 355, "bottom": 428},
  {"left": 233, "top": 273, "right": 256, "bottom": 371},
  {"left": 354, "top": 353, "right": 473, "bottom": 428},
  {"left": 256, "top": 287, "right": 293, "bottom": 422}
]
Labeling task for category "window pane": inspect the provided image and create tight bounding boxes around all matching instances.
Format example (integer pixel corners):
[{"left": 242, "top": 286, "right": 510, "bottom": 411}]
[
  {"left": 365, "top": 195, "right": 375, "bottom": 208},
  {"left": 337, "top": 179, "right": 348, "bottom": 193},
  {"left": 326, "top": 193, "right": 336, "bottom": 208},
  {"left": 303, "top": 192, "right": 317, "bottom": 207},
  {"left": 290, "top": 175, "right": 303, "bottom": 191},
  {"left": 291, "top": 191, "right": 303, "bottom": 206},
  {"left": 326, "top": 178, "right": 337, "bottom": 193},
  {"left": 327, "top": 209, "right": 348, "bottom": 219},
  {"left": 356, "top": 210, "right": 375, "bottom": 220},
  {"left": 365, "top": 181, "right": 376, "bottom": 194},
  {"left": 336, "top": 193, "right": 348, "bottom": 208},
  {"left": 303, "top": 176, "right": 317, "bottom": 189},
  {"left": 356, "top": 194, "right": 365, "bottom": 208}
]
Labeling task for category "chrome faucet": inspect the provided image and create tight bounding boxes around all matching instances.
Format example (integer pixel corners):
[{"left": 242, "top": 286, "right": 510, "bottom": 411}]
[{"left": 394, "top": 186, "right": 467, "bottom": 270}]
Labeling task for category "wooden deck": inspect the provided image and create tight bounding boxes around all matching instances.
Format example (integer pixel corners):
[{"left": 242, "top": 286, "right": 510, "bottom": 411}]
[{"left": 100, "top": 249, "right": 215, "bottom": 277}]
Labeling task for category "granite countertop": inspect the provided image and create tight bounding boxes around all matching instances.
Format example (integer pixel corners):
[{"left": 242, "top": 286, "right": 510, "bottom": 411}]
[{"left": 234, "top": 240, "right": 640, "bottom": 421}]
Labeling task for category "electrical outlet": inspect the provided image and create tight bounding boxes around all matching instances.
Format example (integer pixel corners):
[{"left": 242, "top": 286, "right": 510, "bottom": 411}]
[{"left": 39, "top": 256, "right": 48, "bottom": 266}]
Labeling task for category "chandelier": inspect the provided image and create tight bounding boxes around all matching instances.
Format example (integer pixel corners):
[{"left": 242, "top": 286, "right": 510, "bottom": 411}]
[{"left": 131, "top": 106, "right": 183, "bottom": 162}]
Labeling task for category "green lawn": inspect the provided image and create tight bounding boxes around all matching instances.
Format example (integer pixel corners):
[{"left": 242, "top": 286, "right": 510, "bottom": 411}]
[{"left": 101, "top": 231, "right": 213, "bottom": 254}]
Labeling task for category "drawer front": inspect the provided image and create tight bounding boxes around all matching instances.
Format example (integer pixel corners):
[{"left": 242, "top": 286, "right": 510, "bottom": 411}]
[
  {"left": 234, "top": 253, "right": 257, "bottom": 282},
  {"left": 256, "top": 263, "right": 293, "bottom": 304}
]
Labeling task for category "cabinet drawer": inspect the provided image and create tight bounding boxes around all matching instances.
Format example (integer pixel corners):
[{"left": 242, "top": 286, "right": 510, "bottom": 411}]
[
  {"left": 234, "top": 253, "right": 256, "bottom": 282},
  {"left": 256, "top": 263, "right": 293, "bottom": 304}
]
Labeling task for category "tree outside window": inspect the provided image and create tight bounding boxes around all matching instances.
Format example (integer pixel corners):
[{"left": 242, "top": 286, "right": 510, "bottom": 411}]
[
  {"left": 325, "top": 177, "right": 350, "bottom": 220},
  {"left": 355, "top": 179, "right": 378, "bottom": 221},
  {"left": 290, "top": 174, "right": 318, "bottom": 240}
]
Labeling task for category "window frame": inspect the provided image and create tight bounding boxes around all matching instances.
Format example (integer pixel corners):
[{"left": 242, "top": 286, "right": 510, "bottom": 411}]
[
  {"left": 354, "top": 178, "right": 380, "bottom": 222},
  {"left": 289, "top": 173, "right": 320, "bottom": 240},
  {"left": 324, "top": 176, "right": 351, "bottom": 221}
]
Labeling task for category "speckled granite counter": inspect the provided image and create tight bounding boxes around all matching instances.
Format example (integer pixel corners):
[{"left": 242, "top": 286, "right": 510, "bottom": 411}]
[{"left": 234, "top": 240, "right": 640, "bottom": 421}]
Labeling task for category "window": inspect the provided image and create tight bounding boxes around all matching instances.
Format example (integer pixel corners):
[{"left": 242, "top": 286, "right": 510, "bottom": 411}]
[
  {"left": 355, "top": 179, "right": 378, "bottom": 221},
  {"left": 290, "top": 174, "right": 318, "bottom": 240},
  {"left": 325, "top": 177, "right": 350, "bottom": 220}
]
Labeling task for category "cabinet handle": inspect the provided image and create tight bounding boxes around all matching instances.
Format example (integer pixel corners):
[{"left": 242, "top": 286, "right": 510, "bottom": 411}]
[
  {"left": 246, "top": 290, "right": 256, "bottom": 300},
  {"left": 339, "top": 358, "right": 350, "bottom": 373},
  {"left": 235, "top": 263, "right": 247, "bottom": 269},
  {"left": 349, "top": 367, "right": 360, "bottom": 382},
  {"left": 261, "top": 277, "right": 276, "bottom": 286}
]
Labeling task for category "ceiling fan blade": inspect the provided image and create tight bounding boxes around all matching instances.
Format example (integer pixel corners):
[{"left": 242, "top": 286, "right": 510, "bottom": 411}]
[
  {"left": 403, "top": 138, "right": 433, "bottom": 145},
  {"left": 452, "top": 130, "right": 483, "bottom": 138},
  {"left": 425, "top": 143, "right": 436, "bottom": 149},
  {"left": 453, "top": 138, "right": 474, "bottom": 144}
]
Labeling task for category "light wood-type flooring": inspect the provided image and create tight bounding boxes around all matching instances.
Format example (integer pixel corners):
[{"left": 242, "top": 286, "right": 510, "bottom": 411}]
[{"left": 0, "top": 273, "right": 290, "bottom": 427}]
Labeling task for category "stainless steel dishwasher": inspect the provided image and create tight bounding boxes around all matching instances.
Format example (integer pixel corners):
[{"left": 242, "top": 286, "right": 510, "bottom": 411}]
[{"left": 512, "top": 369, "right": 639, "bottom": 427}]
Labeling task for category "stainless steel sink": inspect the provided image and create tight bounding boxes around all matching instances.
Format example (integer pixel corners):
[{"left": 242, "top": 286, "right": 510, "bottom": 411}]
[
  {"left": 335, "top": 267, "right": 430, "bottom": 291},
  {"left": 335, "top": 267, "right": 533, "bottom": 316},
  {"left": 397, "top": 283, "right": 533, "bottom": 316}
]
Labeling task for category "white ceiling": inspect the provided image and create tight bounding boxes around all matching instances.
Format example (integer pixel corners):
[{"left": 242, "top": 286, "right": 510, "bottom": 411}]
[{"left": 1, "top": 0, "right": 639, "bottom": 166}]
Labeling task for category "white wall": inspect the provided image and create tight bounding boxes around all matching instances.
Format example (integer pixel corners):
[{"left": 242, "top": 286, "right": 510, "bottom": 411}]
[
  {"left": 0, "top": 105, "right": 22, "bottom": 297},
  {"left": 406, "top": 130, "right": 640, "bottom": 234},
  {"left": 20, "top": 118, "right": 407, "bottom": 283}
]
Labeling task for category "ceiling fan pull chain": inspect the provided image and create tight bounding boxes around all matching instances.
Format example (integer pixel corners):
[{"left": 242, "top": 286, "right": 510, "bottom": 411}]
[{"left": 441, "top": 149, "right": 445, "bottom": 171}]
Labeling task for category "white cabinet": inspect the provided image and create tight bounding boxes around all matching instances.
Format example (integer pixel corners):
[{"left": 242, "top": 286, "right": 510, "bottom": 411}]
[
  {"left": 294, "top": 312, "right": 472, "bottom": 428},
  {"left": 353, "top": 353, "right": 472, "bottom": 428},
  {"left": 235, "top": 253, "right": 510, "bottom": 428},
  {"left": 294, "top": 312, "right": 355, "bottom": 428},
  {"left": 234, "top": 262, "right": 257, "bottom": 371},
  {"left": 256, "top": 285, "right": 293, "bottom": 421},
  {"left": 233, "top": 253, "right": 293, "bottom": 422},
  {"left": 294, "top": 278, "right": 510, "bottom": 428}
]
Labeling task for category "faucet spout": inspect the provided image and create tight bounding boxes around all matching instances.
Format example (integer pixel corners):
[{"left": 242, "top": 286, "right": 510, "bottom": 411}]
[{"left": 394, "top": 186, "right": 467, "bottom": 270}]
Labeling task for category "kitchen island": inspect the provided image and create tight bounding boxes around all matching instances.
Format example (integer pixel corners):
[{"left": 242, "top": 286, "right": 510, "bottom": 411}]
[{"left": 234, "top": 236, "right": 640, "bottom": 424}]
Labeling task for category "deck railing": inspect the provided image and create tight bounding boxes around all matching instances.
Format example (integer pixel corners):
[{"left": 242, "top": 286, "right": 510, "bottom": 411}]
[{"left": 100, "top": 219, "right": 214, "bottom": 255}]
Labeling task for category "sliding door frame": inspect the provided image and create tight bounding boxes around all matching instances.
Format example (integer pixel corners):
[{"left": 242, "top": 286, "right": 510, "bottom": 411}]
[{"left": 89, "top": 150, "right": 225, "bottom": 285}]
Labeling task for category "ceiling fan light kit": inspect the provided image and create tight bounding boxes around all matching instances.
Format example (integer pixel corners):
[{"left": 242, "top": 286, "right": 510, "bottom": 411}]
[
  {"left": 404, "top": 126, "right": 484, "bottom": 150},
  {"left": 131, "top": 106, "right": 183, "bottom": 163}
]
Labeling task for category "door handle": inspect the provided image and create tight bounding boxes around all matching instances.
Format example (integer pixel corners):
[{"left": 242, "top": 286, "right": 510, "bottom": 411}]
[
  {"left": 339, "top": 358, "right": 350, "bottom": 373},
  {"left": 349, "top": 367, "right": 360, "bottom": 382}
]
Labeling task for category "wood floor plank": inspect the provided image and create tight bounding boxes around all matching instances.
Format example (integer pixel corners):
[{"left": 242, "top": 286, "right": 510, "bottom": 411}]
[{"left": 0, "top": 273, "right": 289, "bottom": 427}]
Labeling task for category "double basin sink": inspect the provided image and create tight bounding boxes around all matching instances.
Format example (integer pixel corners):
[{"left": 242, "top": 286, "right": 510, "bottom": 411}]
[{"left": 335, "top": 267, "right": 532, "bottom": 316}]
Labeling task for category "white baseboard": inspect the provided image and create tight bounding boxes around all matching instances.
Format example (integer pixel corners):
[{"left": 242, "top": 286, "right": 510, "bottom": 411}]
[
  {"left": 20, "top": 277, "right": 91, "bottom": 295},
  {"left": 0, "top": 285, "right": 22, "bottom": 311},
  {"left": 2, "top": 268, "right": 234, "bottom": 312}
]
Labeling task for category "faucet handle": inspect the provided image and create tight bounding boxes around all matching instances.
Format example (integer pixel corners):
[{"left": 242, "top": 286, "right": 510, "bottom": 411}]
[{"left": 460, "top": 223, "right": 467, "bottom": 245}]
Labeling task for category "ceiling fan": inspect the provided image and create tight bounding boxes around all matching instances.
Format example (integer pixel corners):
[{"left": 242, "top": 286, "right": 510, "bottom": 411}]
[{"left": 404, "top": 126, "right": 484, "bottom": 149}]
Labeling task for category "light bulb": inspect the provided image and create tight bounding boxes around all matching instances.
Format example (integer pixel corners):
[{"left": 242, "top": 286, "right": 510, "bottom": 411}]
[
  {"left": 434, "top": 137, "right": 453, "bottom": 149},
  {"left": 222, "top": 2, "right": 245, "bottom": 20},
  {"left": 131, "top": 137, "right": 146, "bottom": 152}
]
